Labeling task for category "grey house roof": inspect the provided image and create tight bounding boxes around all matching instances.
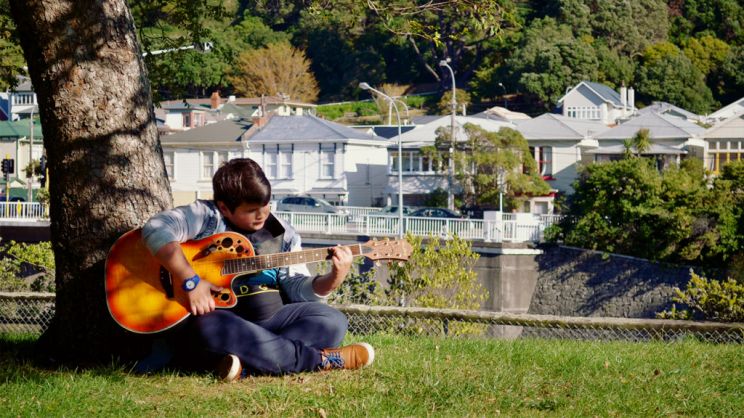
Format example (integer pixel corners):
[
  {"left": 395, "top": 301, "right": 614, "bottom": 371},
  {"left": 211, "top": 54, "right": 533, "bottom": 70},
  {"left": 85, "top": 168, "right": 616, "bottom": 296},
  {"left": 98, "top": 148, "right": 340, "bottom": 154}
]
[
  {"left": 248, "top": 115, "right": 380, "bottom": 143},
  {"left": 160, "top": 118, "right": 253, "bottom": 144},
  {"left": 585, "top": 143, "right": 687, "bottom": 155},
  {"left": 515, "top": 113, "right": 609, "bottom": 140},
  {"left": 637, "top": 101, "right": 701, "bottom": 121},
  {"left": 595, "top": 112, "right": 705, "bottom": 140},
  {"left": 558, "top": 81, "right": 623, "bottom": 106}
]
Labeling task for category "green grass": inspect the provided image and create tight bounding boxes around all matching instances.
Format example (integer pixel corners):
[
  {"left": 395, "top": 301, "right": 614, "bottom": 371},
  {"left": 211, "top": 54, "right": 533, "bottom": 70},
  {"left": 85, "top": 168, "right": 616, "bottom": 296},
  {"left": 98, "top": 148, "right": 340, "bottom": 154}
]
[{"left": 1, "top": 333, "right": 742, "bottom": 417}]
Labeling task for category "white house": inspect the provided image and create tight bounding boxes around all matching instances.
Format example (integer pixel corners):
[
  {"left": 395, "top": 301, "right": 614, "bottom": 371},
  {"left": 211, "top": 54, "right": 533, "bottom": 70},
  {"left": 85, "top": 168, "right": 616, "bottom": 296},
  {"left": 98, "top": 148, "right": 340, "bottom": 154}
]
[
  {"left": 0, "top": 76, "right": 38, "bottom": 121},
  {"left": 558, "top": 81, "right": 635, "bottom": 125},
  {"left": 514, "top": 114, "right": 609, "bottom": 194},
  {"left": 590, "top": 112, "right": 706, "bottom": 169},
  {"left": 389, "top": 115, "right": 515, "bottom": 206},
  {"left": 246, "top": 115, "right": 389, "bottom": 207},
  {"left": 159, "top": 118, "right": 254, "bottom": 205},
  {"left": 703, "top": 114, "right": 744, "bottom": 174}
]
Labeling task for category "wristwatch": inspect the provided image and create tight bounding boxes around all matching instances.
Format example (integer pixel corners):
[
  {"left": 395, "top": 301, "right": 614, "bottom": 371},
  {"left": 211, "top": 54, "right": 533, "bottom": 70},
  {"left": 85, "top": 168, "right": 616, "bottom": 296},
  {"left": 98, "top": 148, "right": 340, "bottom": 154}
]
[{"left": 182, "top": 274, "right": 201, "bottom": 292}]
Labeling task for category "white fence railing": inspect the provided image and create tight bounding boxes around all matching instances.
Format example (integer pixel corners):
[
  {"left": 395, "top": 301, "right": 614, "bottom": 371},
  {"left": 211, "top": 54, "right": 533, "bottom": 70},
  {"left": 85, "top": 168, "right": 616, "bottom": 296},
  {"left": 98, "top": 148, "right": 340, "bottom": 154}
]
[
  {"left": 0, "top": 202, "right": 47, "bottom": 220},
  {"left": 0, "top": 203, "right": 560, "bottom": 243},
  {"left": 275, "top": 211, "right": 562, "bottom": 243}
]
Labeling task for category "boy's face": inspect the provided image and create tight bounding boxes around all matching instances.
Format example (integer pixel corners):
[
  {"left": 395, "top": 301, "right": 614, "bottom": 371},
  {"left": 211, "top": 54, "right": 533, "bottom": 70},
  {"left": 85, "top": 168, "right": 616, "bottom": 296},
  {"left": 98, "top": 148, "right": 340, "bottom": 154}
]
[{"left": 217, "top": 201, "right": 271, "bottom": 232}]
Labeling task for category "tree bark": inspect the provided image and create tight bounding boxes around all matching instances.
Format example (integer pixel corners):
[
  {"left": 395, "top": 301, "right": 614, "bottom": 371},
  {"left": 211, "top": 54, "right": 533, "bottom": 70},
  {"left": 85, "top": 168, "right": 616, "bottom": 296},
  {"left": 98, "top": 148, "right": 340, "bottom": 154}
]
[{"left": 10, "top": 0, "right": 172, "bottom": 364}]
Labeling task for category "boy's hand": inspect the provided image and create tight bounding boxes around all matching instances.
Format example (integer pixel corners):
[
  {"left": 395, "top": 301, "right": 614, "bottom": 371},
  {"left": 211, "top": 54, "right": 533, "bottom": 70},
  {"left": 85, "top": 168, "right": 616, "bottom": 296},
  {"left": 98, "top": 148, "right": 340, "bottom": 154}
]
[
  {"left": 313, "top": 245, "right": 354, "bottom": 296},
  {"left": 176, "top": 279, "right": 223, "bottom": 316},
  {"left": 329, "top": 245, "right": 353, "bottom": 279}
]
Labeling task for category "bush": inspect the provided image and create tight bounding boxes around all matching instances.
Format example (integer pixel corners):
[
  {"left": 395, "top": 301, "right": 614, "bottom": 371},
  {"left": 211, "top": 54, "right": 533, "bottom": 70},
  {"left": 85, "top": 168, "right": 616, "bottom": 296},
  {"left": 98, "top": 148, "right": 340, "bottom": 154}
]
[
  {"left": 0, "top": 240, "right": 55, "bottom": 292},
  {"left": 657, "top": 270, "right": 744, "bottom": 322}
]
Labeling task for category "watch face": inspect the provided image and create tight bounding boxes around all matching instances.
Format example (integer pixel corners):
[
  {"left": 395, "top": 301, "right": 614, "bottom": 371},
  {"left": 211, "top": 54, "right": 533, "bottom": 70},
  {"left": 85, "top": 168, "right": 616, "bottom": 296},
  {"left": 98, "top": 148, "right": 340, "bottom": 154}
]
[{"left": 184, "top": 279, "right": 196, "bottom": 290}]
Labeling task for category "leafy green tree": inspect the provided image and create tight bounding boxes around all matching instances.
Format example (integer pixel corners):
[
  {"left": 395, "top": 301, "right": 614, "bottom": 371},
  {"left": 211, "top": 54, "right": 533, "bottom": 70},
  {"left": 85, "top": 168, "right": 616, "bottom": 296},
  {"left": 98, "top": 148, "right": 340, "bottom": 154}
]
[
  {"left": 556, "top": 158, "right": 739, "bottom": 265},
  {"left": 367, "top": 0, "right": 519, "bottom": 86},
  {"left": 436, "top": 88, "right": 471, "bottom": 115},
  {"left": 387, "top": 234, "right": 485, "bottom": 311},
  {"left": 682, "top": 35, "right": 731, "bottom": 77},
  {"left": 427, "top": 125, "right": 549, "bottom": 209},
  {"left": 585, "top": 0, "right": 669, "bottom": 58},
  {"left": 636, "top": 42, "right": 717, "bottom": 114},
  {"left": 669, "top": 0, "right": 744, "bottom": 43},
  {"left": 713, "top": 45, "right": 744, "bottom": 105},
  {"left": 0, "top": 0, "right": 26, "bottom": 89},
  {"left": 508, "top": 17, "right": 599, "bottom": 108}
]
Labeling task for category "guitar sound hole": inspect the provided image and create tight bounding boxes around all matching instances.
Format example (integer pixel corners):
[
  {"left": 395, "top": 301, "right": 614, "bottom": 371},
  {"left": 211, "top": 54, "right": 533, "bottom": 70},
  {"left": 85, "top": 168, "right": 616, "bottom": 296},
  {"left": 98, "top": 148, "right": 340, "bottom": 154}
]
[
  {"left": 221, "top": 237, "right": 233, "bottom": 248},
  {"left": 221, "top": 293, "right": 230, "bottom": 301}
]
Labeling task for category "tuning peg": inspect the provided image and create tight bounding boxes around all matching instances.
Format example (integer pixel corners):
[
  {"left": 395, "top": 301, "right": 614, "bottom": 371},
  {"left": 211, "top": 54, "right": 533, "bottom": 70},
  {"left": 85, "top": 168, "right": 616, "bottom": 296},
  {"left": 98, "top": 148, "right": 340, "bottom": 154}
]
[{"left": 375, "top": 261, "right": 381, "bottom": 267}]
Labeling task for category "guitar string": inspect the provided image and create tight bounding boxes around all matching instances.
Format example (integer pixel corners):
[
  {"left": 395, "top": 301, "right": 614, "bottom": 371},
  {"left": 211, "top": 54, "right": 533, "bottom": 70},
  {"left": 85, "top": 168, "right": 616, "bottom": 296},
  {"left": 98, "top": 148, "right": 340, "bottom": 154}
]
[{"left": 190, "top": 243, "right": 379, "bottom": 273}]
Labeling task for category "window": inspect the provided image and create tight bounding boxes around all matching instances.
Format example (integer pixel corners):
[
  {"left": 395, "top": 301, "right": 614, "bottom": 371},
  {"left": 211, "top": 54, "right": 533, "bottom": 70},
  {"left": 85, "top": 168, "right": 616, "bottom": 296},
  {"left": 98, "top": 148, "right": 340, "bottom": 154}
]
[
  {"left": 280, "top": 151, "right": 292, "bottom": 178},
  {"left": 566, "top": 106, "right": 601, "bottom": 120},
  {"left": 390, "top": 151, "right": 435, "bottom": 173},
  {"left": 709, "top": 140, "right": 743, "bottom": 173},
  {"left": 265, "top": 152, "right": 278, "bottom": 179},
  {"left": 538, "top": 146, "right": 552, "bottom": 176},
  {"left": 201, "top": 151, "right": 227, "bottom": 179},
  {"left": 163, "top": 151, "right": 174, "bottom": 179},
  {"left": 321, "top": 150, "right": 335, "bottom": 178},
  {"left": 201, "top": 152, "right": 214, "bottom": 178},
  {"left": 530, "top": 146, "right": 553, "bottom": 176}
]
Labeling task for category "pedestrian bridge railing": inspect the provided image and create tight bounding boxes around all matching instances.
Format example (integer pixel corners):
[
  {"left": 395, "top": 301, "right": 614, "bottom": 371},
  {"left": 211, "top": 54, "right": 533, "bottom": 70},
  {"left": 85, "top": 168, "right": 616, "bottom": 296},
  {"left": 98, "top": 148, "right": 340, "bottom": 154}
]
[
  {"left": 0, "top": 202, "right": 47, "bottom": 220},
  {"left": 275, "top": 211, "right": 562, "bottom": 243}
]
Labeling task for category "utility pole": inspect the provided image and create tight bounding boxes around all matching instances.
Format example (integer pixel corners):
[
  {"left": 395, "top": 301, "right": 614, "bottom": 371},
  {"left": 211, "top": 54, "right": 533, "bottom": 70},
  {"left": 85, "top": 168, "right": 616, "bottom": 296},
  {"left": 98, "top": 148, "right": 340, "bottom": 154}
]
[{"left": 439, "top": 59, "right": 457, "bottom": 211}]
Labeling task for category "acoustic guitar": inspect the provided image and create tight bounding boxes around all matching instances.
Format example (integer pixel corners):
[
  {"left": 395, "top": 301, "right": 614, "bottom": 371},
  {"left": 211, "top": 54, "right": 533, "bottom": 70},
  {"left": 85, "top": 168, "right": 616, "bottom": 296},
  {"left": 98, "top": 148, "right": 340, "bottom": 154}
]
[{"left": 105, "top": 229, "right": 412, "bottom": 334}]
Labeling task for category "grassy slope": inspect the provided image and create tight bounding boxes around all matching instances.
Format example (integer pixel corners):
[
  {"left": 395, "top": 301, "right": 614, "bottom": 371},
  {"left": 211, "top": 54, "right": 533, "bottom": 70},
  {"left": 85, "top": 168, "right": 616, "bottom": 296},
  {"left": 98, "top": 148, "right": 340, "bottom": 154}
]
[{"left": 1, "top": 333, "right": 742, "bottom": 417}]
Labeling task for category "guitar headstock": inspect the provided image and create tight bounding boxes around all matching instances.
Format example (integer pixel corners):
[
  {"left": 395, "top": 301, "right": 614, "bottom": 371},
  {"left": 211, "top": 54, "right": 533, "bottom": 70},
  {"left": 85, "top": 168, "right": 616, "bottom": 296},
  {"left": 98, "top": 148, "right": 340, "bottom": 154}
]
[{"left": 361, "top": 238, "right": 413, "bottom": 262}]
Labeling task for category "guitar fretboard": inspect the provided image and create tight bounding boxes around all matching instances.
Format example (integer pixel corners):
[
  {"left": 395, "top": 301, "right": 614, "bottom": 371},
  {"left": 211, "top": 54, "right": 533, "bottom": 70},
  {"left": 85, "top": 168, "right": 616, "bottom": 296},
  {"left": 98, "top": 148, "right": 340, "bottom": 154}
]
[{"left": 221, "top": 244, "right": 364, "bottom": 275}]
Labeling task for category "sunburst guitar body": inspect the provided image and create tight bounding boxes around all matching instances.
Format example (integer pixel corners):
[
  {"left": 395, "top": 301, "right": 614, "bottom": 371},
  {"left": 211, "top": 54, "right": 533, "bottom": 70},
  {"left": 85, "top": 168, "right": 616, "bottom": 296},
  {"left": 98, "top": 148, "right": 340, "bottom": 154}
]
[{"left": 105, "top": 229, "right": 412, "bottom": 334}]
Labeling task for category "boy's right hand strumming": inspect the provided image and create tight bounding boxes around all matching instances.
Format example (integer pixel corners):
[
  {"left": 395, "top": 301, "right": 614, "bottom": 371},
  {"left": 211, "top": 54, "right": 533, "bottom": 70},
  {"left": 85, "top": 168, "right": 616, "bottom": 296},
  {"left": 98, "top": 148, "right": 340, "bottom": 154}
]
[{"left": 155, "top": 242, "right": 222, "bottom": 316}]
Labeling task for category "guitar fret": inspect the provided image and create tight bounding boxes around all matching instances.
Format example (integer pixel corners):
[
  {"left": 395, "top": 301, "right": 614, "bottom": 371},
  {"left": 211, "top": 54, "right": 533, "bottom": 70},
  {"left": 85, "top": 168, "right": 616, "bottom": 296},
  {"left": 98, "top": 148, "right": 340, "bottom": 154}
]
[{"left": 222, "top": 244, "right": 371, "bottom": 276}]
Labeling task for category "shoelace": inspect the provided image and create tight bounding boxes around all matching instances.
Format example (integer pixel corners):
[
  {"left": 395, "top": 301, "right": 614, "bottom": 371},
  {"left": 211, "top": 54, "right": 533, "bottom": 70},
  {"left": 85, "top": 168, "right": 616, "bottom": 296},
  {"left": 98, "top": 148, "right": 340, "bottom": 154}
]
[{"left": 322, "top": 351, "right": 345, "bottom": 369}]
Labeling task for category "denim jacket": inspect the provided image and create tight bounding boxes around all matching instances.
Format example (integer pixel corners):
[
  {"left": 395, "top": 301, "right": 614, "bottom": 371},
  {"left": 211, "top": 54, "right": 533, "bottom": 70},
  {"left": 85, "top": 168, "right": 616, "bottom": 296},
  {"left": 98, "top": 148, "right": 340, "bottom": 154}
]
[{"left": 141, "top": 199, "right": 323, "bottom": 303}]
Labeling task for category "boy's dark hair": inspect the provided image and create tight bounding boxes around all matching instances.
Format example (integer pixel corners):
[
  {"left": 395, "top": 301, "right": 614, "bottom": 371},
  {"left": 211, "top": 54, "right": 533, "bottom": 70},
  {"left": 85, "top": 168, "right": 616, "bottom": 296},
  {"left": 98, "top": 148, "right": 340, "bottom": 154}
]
[{"left": 213, "top": 158, "right": 271, "bottom": 212}]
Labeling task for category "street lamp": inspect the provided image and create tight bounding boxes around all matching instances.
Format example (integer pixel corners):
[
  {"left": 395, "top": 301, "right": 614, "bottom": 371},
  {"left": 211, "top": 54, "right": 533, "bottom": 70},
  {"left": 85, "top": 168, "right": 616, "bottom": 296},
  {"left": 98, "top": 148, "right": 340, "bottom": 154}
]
[
  {"left": 438, "top": 59, "right": 456, "bottom": 211},
  {"left": 498, "top": 82, "right": 507, "bottom": 109},
  {"left": 359, "top": 82, "right": 404, "bottom": 238}
]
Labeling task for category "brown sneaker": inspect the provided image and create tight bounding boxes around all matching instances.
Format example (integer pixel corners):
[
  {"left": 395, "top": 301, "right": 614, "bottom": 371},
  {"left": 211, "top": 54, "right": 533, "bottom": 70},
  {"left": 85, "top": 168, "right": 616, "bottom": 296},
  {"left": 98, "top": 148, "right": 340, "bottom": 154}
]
[
  {"left": 320, "top": 343, "right": 375, "bottom": 370},
  {"left": 216, "top": 354, "right": 244, "bottom": 382}
]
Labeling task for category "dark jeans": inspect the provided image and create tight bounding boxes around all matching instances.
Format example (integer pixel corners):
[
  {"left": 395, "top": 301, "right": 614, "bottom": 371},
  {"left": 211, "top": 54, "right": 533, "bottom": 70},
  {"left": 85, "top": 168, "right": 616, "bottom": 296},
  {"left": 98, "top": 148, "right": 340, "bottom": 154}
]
[{"left": 182, "top": 302, "right": 348, "bottom": 375}]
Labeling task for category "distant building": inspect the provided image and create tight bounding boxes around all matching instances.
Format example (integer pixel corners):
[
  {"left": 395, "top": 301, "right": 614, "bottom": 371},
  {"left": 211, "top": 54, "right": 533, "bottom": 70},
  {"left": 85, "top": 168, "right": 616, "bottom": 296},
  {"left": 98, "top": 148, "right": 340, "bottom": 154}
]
[
  {"left": 0, "top": 76, "right": 38, "bottom": 121},
  {"left": 590, "top": 112, "right": 706, "bottom": 169},
  {"left": 514, "top": 114, "right": 609, "bottom": 194},
  {"left": 557, "top": 81, "right": 636, "bottom": 125},
  {"left": 703, "top": 114, "right": 744, "bottom": 174},
  {"left": 707, "top": 96, "right": 744, "bottom": 124}
]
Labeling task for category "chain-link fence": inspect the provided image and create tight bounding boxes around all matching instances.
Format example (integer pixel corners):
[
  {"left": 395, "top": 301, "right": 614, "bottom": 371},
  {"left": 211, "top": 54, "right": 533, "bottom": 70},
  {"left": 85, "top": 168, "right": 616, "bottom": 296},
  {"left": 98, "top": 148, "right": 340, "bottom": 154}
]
[{"left": 1, "top": 292, "right": 742, "bottom": 343}]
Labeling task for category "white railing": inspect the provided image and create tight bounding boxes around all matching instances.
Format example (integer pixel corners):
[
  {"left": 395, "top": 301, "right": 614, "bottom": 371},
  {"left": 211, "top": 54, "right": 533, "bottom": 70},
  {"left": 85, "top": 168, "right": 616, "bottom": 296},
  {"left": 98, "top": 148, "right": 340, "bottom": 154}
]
[
  {"left": 0, "top": 202, "right": 47, "bottom": 220},
  {"left": 275, "top": 210, "right": 563, "bottom": 243},
  {"left": 0, "top": 203, "right": 560, "bottom": 243}
]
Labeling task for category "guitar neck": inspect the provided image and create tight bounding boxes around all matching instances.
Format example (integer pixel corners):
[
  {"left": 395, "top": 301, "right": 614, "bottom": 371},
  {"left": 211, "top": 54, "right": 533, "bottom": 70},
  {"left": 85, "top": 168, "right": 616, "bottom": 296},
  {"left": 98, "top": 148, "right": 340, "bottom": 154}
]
[{"left": 221, "top": 244, "right": 365, "bottom": 276}]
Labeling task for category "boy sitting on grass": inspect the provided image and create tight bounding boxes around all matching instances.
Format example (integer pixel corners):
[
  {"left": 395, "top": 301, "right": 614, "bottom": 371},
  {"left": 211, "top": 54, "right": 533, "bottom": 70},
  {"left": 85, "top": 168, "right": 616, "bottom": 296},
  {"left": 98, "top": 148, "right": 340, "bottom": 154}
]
[{"left": 140, "top": 158, "right": 373, "bottom": 380}]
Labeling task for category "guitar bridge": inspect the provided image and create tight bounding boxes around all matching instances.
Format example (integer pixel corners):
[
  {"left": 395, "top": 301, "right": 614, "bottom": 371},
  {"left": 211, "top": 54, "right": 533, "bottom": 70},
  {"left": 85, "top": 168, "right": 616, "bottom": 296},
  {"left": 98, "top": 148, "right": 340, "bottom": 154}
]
[{"left": 159, "top": 267, "right": 174, "bottom": 299}]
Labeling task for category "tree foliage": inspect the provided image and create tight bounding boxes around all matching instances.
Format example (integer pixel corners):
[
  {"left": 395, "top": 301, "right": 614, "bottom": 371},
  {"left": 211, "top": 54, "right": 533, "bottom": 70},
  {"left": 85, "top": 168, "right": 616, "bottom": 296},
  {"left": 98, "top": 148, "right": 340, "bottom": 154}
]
[
  {"left": 387, "top": 234, "right": 485, "bottom": 311},
  {"left": 636, "top": 42, "right": 717, "bottom": 114},
  {"left": 228, "top": 41, "right": 319, "bottom": 102},
  {"left": 657, "top": 271, "right": 744, "bottom": 322},
  {"left": 426, "top": 124, "right": 549, "bottom": 209},
  {"left": 554, "top": 158, "right": 742, "bottom": 267}
]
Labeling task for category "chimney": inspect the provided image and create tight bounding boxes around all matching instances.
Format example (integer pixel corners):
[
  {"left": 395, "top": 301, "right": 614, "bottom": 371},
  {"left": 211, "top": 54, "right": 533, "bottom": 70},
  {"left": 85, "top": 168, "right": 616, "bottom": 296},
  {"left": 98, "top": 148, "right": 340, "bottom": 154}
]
[
  {"left": 628, "top": 87, "right": 635, "bottom": 112},
  {"left": 620, "top": 83, "right": 627, "bottom": 114},
  {"left": 210, "top": 91, "right": 220, "bottom": 109}
]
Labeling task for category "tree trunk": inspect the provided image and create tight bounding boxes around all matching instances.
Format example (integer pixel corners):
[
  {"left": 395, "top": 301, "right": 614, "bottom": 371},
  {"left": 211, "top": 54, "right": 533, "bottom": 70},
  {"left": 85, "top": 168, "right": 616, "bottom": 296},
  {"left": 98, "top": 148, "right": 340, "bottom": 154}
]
[{"left": 10, "top": 0, "right": 172, "bottom": 364}]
